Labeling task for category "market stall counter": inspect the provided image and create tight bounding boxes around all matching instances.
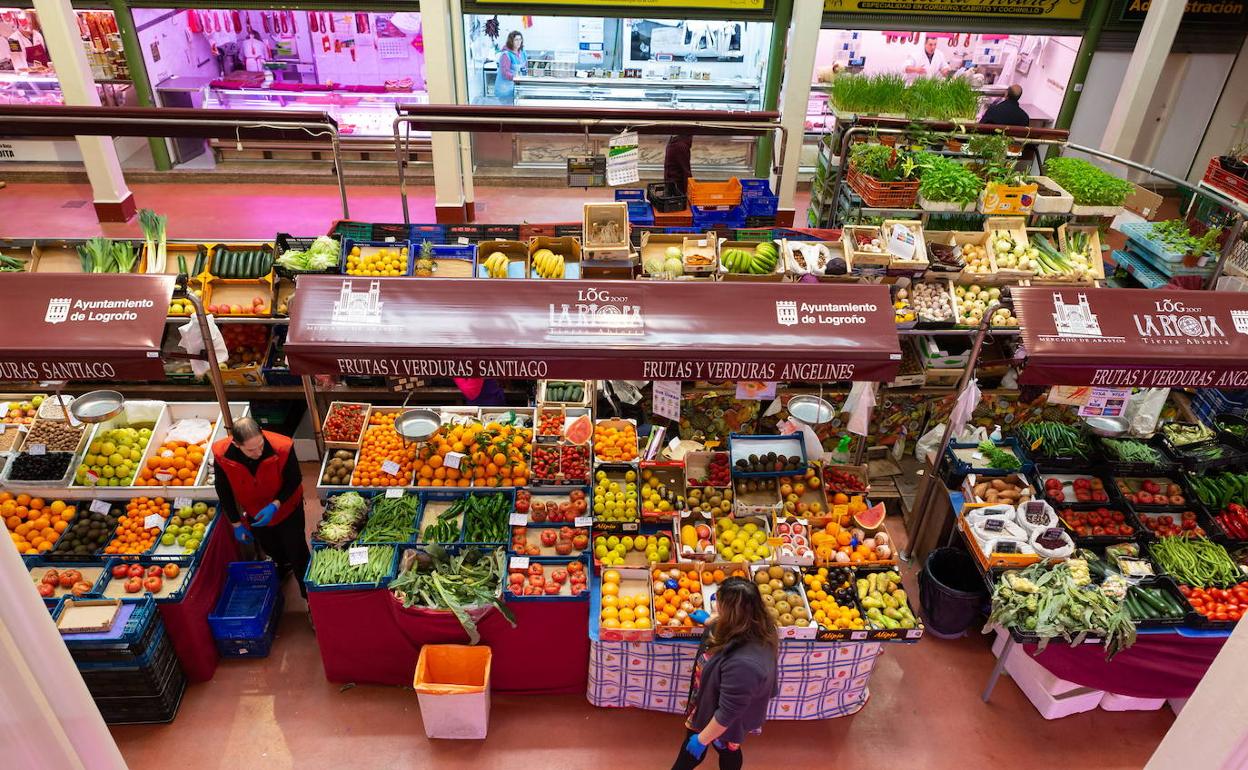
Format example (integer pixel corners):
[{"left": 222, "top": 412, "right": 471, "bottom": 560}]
[
  {"left": 1023, "top": 631, "right": 1227, "bottom": 700},
  {"left": 306, "top": 589, "right": 589, "bottom": 693}
]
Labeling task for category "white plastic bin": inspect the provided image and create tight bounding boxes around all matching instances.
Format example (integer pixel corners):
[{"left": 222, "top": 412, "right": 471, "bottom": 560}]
[{"left": 414, "top": 644, "right": 492, "bottom": 739}]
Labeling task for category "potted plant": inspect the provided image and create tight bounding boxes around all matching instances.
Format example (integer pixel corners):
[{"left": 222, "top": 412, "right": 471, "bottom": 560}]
[
  {"left": 846, "top": 143, "right": 923, "bottom": 208},
  {"left": 969, "top": 131, "right": 1038, "bottom": 215},
  {"left": 1220, "top": 123, "right": 1248, "bottom": 179},
  {"left": 943, "top": 131, "right": 964, "bottom": 152},
  {"left": 1043, "top": 156, "right": 1133, "bottom": 216},
  {"left": 917, "top": 155, "right": 984, "bottom": 212}
]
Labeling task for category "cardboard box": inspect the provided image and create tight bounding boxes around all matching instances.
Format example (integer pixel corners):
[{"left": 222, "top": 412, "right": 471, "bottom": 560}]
[
  {"left": 583, "top": 202, "right": 630, "bottom": 253},
  {"left": 919, "top": 334, "right": 971, "bottom": 369},
  {"left": 719, "top": 240, "right": 783, "bottom": 282},
  {"left": 595, "top": 567, "right": 654, "bottom": 642},
  {"left": 476, "top": 239, "right": 529, "bottom": 279},
  {"left": 750, "top": 564, "right": 817, "bottom": 639},
  {"left": 1125, "top": 184, "right": 1164, "bottom": 220},
  {"left": 681, "top": 233, "right": 719, "bottom": 275},
  {"left": 529, "top": 236, "right": 582, "bottom": 279}
]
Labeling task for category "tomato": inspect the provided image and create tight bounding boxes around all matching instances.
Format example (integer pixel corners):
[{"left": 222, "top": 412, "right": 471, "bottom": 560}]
[
  {"left": 1215, "top": 612, "right": 1230, "bottom": 621},
  {"left": 1178, "top": 585, "right": 1192, "bottom": 596},
  {"left": 1234, "top": 587, "right": 1248, "bottom": 603},
  {"left": 1230, "top": 609, "right": 1243, "bottom": 622}
]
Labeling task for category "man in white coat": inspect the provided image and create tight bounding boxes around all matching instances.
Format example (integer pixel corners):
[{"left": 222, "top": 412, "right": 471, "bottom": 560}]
[{"left": 904, "top": 37, "right": 949, "bottom": 80}]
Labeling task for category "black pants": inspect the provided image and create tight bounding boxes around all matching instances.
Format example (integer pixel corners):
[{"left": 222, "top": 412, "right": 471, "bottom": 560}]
[
  {"left": 671, "top": 729, "right": 743, "bottom": 770},
  {"left": 252, "top": 504, "right": 310, "bottom": 598}
]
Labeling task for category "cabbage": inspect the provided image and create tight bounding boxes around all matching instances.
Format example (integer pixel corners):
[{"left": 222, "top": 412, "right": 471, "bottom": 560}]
[
  {"left": 277, "top": 236, "right": 342, "bottom": 272},
  {"left": 643, "top": 256, "right": 667, "bottom": 275},
  {"left": 665, "top": 246, "right": 683, "bottom": 260},
  {"left": 663, "top": 256, "right": 684, "bottom": 275}
]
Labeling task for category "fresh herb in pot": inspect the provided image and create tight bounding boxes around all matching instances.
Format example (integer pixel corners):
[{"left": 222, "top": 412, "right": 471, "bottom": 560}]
[
  {"left": 917, "top": 155, "right": 983, "bottom": 208},
  {"left": 1043, "top": 157, "right": 1133, "bottom": 207}
]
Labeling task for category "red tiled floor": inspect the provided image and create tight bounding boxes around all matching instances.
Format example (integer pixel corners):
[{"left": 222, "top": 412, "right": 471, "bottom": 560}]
[{"left": 0, "top": 181, "right": 811, "bottom": 239}]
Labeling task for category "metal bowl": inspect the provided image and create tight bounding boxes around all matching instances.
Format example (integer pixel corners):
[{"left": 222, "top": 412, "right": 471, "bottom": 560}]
[
  {"left": 394, "top": 409, "right": 441, "bottom": 442},
  {"left": 788, "top": 395, "right": 836, "bottom": 426},
  {"left": 1084, "top": 416, "right": 1129, "bottom": 437},
  {"left": 68, "top": 390, "right": 124, "bottom": 424}
]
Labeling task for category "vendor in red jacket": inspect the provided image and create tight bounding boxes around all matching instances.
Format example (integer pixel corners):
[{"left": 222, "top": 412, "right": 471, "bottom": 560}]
[{"left": 213, "top": 417, "right": 309, "bottom": 596}]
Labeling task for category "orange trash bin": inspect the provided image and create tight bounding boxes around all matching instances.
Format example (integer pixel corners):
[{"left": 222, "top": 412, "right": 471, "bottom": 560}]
[{"left": 413, "top": 644, "right": 492, "bottom": 739}]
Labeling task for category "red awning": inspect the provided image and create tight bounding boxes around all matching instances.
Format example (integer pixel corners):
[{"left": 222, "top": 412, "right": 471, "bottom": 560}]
[
  {"left": 0, "top": 274, "right": 175, "bottom": 381},
  {"left": 285, "top": 277, "right": 901, "bottom": 382},
  {"left": 1014, "top": 287, "right": 1248, "bottom": 389}
]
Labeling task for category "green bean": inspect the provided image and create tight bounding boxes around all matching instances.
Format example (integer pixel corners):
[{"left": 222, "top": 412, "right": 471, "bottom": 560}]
[
  {"left": 308, "top": 545, "right": 395, "bottom": 586},
  {"left": 1150, "top": 537, "right": 1240, "bottom": 587},
  {"left": 361, "top": 494, "right": 420, "bottom": 542}
]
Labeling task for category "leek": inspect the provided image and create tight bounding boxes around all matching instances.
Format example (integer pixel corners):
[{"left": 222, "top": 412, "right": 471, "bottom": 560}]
[
  {"left": 111, "top": 241, "right": 138, "bottom": 273},
  {"left": 138, "top": 208, "right": 167, "bottom": 273},
  {"left": 77, "top": 237, "right": 116, "bottom": 273}
]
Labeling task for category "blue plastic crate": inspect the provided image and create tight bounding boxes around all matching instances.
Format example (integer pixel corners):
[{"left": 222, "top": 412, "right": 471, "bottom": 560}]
[
  {"left": 625, "top": 201, "right": 654, "bottom": 227},
  {"left": 208, "top": 561, "right": 278, "bottom": 639},
  {"left": 691, "top": 204, "right": 747, "bottom": 230},
  {"left": 75, "top": 622, "right": 167, "bottom": 672},
  {"left": 740, "top": 179, "right": 779, "bottom": 218},
  {"left": 408, "top": 224, "right": 446, "bottom": 243},
  {"left": 216, "top": 591, "right": 284, "bottom": 658},
  {"left": 100, "top": 558, "right": 195, "bottom": 604},
  {"left": 303, "top": 544, "right": 399, "bottom": 592},
  {"left": 505, "top": 555, "right": 591, "bottom": 602},
  {"left": 57, "top": 596, "right": 158, "bottom": 649},
  {"left": 614, "top": 188, "right": 646, "bottom": 202},
  {"left": 340, "top": 238, "right": 414, "bottom": 275}
]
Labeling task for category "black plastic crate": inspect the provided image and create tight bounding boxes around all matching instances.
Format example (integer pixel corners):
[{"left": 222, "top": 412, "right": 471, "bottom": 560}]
[
  {"left": 272, "top": 233, "right": 342, "bottom": 278},
  {"left": 1125, "top": 576, "right": 1190, "bottom": 629},
  {"left": 80, "top": 633, "right": 181, "bottom": 699},
  {"left": 94, "top": 663, "right": 187, "bottom": 725},
  {"left": 647, "top": 182, "right": 687, "bottom": 213}
]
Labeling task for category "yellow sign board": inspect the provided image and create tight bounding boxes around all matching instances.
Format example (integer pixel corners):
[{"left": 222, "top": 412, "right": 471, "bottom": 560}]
[
  {"left": 823, "top": 0, "right": 1085, "bottom": 20},
  {"left": 483, "top": 0, "right": 767, "bottom": 9}
]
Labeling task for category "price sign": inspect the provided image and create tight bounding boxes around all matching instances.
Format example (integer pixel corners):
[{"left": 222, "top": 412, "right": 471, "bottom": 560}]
[
  {"left": 155, "top": 471, "right": 174, "bottom": 483},
  {"left": 1041, "top": 527, "right": 1065, "bottom": 541},
  {"left": 348, "top": 546, "right": 369, "bottom": 566},
  {"left": 574, "top": 516, "right": 593, "bottom": 528},
  {"left": 443, "top": 452, "right": 466, "bottom": 470},
  {"left": 84, "top": 469, "right": 100, "bottom": 485},
  {"left": 622, "top": 522, "right": 638, "bottom": 532},
  {"left": 143, "top": 513, "right": 165, "bottom": 530},
  {"left": 886, "top": 223, "right": 917, "bottom": 260},
  {"left": 380, "top": 460, "right": 401, "bottom": 476},
  {"left": 385, "top": 488, "right": 403, "bottom": 498},
  {"left": 509, "top": 513, "right": 529, "bottom": 526},
  {"left": 510, "top": 556, "right": 530, "bottom": 570},
  {"left": 1030, "top": 437, "right": 1043, "bottom": 451},
  {"left": 90, "top": 499, "right": 111, "bottom": 515},
  {"left": 652, "top": 381, "right": 682, "bottom": 422},
  {"left": 983, "top": 518, "right": 1006, "bottom": 533},
  {"left": 27, "top": 443, "right": 45, "bottom": 456},
  {"left": 173, "top": 496, "right": 192, "bottom": 510}
]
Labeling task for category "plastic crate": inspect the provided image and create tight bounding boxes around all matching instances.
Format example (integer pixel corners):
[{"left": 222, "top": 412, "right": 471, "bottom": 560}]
[
  {"left": 208, "top": 561, "right": 278, "bottom": 640},
  {"left": 614, "top": 188, "right": 646, "bottom": 202},
  {"left": 304, "top": 544, "right": 399, "bottom": 592},
  {"left": 408, "top": 224, "right": 447, "bottom": 243},
  {"left": 57, "top": 597, "right": 158, "bottom": 652},
  {"left": 341, "top": 238, "right": 414, "bottom": 276},
  {"left": 624, "top": 201, "right": 654, "bottom": 226},
  {"left": 688, "top": 177, "right": 743, "bottom": 207},
  {"left": 216, "top": 591, "right": 284, "bottom": 658},
  {"left": 845, "top": 164, "right": 920, "bottom": 209},
  {"left": 372, "top": 223, "right": 410, "bottom": 242},
  {"left": 740, "top": 178, "right": 779, "bottom": 218},
  {"left": 647, "top": 182, "right": 688, "bottom": 213},
  {"left": 691, "top": 204, "right": 746, "bottom": 230},
  {"left": 331, "top": 220, "right": 372, "bottom": 242},
  {"left": 1202, "top": 156, "right": 1248, "bottom": 204}
]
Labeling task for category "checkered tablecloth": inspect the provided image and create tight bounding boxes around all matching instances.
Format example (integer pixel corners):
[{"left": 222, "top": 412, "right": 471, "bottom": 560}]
[{"left": 588, "top": 638, "right": 883, "bottom": 719}]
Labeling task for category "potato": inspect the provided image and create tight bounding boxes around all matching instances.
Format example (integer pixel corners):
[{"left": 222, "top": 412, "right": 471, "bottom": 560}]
[
  {"left": 985, "top": 490, "right": 999, "bottom": 503},
  {"left": 990, "top": 479, "right": 1007, "bottom": 491},
  {"left": 974, "top": 482, "right": 989, "bottom": 498}
]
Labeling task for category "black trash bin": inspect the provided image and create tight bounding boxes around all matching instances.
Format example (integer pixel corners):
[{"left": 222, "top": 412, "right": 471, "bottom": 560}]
[{"left": 919, "top": 547, "right": 988, "bottom": 638}]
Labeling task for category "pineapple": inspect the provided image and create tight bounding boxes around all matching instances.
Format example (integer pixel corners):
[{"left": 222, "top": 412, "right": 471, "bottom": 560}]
[{"left": 413, "top": 240, "right": 435, "bottom": 277}]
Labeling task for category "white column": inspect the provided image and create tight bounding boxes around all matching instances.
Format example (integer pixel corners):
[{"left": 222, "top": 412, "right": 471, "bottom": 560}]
[
  {"left": 33, "top": 0, "right": 134, "bottom": 221},
  {"left": 1100, "top": 0, "right": 1186, "bottom": 158},
  {"left": 420, "top": 0, "right": 467, "bottom": 222},
  {"left": 0, "top": 523, "right": 126, "bottom": 769},
  {"left": 1147, "top": 620, "right": 1248, "bottom": 769},
  {"left": 775, "top": 0, "right": 822, "bottom": 215},
  {"left": 448, "top": 0, "right": 476, "bottom": 217}
]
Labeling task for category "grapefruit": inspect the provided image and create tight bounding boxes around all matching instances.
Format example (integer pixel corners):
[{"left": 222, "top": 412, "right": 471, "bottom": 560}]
[
  {"left": 564, "top": 414, "right": 593, "bottom": 446},
  {"left": 852, "top": 503, "right": 886, "bottom": 531}
]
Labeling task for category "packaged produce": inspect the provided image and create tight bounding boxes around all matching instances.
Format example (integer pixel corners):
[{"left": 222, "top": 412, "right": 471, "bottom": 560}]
[
  {"left": 3, "top": 494, "right": 75, "bottom": 555},
  {"left": 532, "top": 444, "right": 590, "bottom": 484},
  {"left": 774, "top": 518, "right": 813, "bottom": 563}
]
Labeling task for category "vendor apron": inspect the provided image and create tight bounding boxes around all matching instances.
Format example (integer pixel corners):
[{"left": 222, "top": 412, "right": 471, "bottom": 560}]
[{"left": 23, "top": 41, "right": 50, "bottom": 67}]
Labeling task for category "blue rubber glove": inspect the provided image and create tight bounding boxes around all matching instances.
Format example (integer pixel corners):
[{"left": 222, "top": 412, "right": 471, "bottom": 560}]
[
  {"left": 252, "top": 503, "right": 278, "bottom": 527},
  {"left": 232, "top": 522, "right": 253, "bottom": 543},
  {"left": 684, "top": 734, "right": 708, "bottom": 760}
]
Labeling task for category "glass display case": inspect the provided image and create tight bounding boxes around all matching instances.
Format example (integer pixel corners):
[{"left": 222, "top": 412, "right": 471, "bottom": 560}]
[
  {"left": 515, "top": 76, "right": 760, "bottom": 111},
  {"left": 205, "top": 85, "right": 428, "bottom": 137},
  {"left": 0, "top": 72, "right": 134, "bottom": 107}
]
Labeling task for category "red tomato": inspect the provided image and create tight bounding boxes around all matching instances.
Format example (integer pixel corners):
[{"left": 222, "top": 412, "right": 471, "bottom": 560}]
[
  {"left": 1230, "top": 609, "right": 1243, "bottom": 622},
  {"left": 1215, "top": 612, "right": 1230, "bottom": 621}
]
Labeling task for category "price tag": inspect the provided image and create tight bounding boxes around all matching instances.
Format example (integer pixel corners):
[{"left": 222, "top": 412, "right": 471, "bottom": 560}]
[
  {"left": 154, "top": 471, "right": 174, "bottom": 483},
  {"left": 1041, "top": 527, "right": 1065, "bottom": 541},
  {"left": 1030, "top": 437, "right": 1043, "bottom": 451},
  {"left": 983, "top": 518, "right": 1006, "bottom": 533},
  {"left": 850, "top": 630, "right": 869, "bottom": 641},
  {"left": 767, "top": 536, "right": 783, "bottom": 547},
  {"left": 381, "top": 460, "right": 401, "bottom": 476},
  {"left": 173, "top": 496, "right": 192, "bottom": 510},
  {"left": 574, "top": 516, "right": 593, "bottom": 528},
  {"left": 383, "top": 236, "right": 396, "bottom": 243},
  {"left": 510, "top": 513, "right": 529, "bottom": 526},
  {"left": 84, "top": 469, "right": 100, "bottom": 485},
  {"left": 458, "top": 237, "right": 470, "bottom": 246},
  {"left": 905, "top": 629, "right": 924, "bottom": 639},
  {"left": 90, "top": 499, "right": 111, "bottom": 515},
  {"left": 348, "top": 546, "right": 369, "bottom": 566},
  {"left": 622, "top": 521, "right": 638, "bottom": 532},
  {"left": 27, "top": 443, "right": 45, "bottom": 456},
  {"left": 143, "top": 513, "right": 165, "bottom": 530},
  {"left": 510, "top": 556, "right": 530, "bottom": 570},
  {"left": 444, "top": 452, "right": 466, "bottom": 470},
  {"left": 385, "top": 488, "right": 403, "bottom": 498}
]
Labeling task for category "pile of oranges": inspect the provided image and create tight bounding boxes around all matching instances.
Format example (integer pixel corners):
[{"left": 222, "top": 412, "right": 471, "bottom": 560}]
[
  {"left": 812, "top": 520, "right": 887, "bottom": 565},
  {"left": 594, "top": 420, "right": 638, "bottom": 463},
  {"left": 3, "top": 493, "right": 74, "bottom": 555},
  {"left": 598, "top": 569, "right": 652, "bottom": 631},
  {"left": 351, "top": 411, "right": 416, "bottom": 487},
  {"left": 136, "top": 440, "right": 206, "bottom": 487},
  {"left": 413, "top": 421, "right": 532, "bottom": 488},
  {"left": 104, "top": 497, "right": 170, "bottom": 555}
]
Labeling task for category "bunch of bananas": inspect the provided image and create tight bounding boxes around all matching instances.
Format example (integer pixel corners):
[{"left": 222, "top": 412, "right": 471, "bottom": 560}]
[
  {"left": 533, "top": 248, "right": 566, "bottom": 279},
  {"left": 482, "top": 250, "right": 511, "bottom": 278}
]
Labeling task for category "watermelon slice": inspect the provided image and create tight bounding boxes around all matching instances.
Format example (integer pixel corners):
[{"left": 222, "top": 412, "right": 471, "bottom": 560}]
[
  {"left": 564, "top": 414, "right": 593, "bottom": 446},
  {"left": 852, "top": 502, "right": 886, "bottom": 530}
]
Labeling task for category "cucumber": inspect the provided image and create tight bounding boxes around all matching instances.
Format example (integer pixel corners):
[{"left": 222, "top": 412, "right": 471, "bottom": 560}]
[
  {"left": 220, "top": 250, "right": 234, "bottom": 278},
  {"left": 1136, "top": 587, "right": 1170, "bottom": 617}
]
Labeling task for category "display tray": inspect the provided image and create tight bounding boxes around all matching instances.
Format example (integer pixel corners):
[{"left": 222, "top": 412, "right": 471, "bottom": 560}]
[
  {"left": 509, "top": 525, "right": 589, "bottom": 558},
  {"left": 100, "top": 559, "right": 193, "bottom": 603},
  {"left": 57, "top": 598, "right": 123, "bottom": 633},
  {"left": 639, "top": 462, "right": 686, "bottom": 522},
  {"left": 592, "top": 466, "right": 640, "bottom": 533},
  {"left": 414, "top": 491, "right": 469, "bottom": 546},
  {"left": 519, "top": 487, "right": 590, "bottom": 524},
  {"left": 1113, "top": 475, "right": 1191, "bottom": 511},
  {"left": 729, "top": 433, "right": 808, "bottom": 479},
  {"left": 28, "top": 563, "right": 107, "bottom": 600},
  {"left": 594, "top": 566, "right": 654, "bottom": 642},
  {"left": 321, "top": 402, "right": 372, "bottom": 450},
  {"left": 506, "top": 556, "right": 591, "bottom": 601},
  {"left": 593, "top": 418, "right": 639, "bottom": 466},
  {"left": 203, "top": 276, "right": 274, "bottom": 318},
  {"left": 72, "top": 401, "right": 166, "bottom": 488},
  {"left": 1033, "top": 471, "right": 1117, "bottom": 510},
  {"left": 475, "top": 240, "right": 528, "bottom": 279}
]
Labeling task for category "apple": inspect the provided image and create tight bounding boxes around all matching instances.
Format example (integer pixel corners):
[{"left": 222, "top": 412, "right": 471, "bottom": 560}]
[
  {"left": 144, "top": 576, "right": 163, "bottom": 593},
  {"left": 124, "top": 577, "right": 143, "bottom": 594}
]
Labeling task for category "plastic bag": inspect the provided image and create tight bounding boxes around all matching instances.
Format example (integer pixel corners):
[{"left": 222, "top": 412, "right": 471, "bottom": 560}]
[
  {"left": 177, "top": 316, "right": 228, "bottom": 377},
  {"left": 1123, "top": 388, "right": 1170, "bottom": 437}
]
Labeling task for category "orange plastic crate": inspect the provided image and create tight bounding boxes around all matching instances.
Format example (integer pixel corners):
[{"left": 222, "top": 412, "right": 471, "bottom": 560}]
[
  {"left": 688, "top": 177, "right": 743, "bottom": 207},
  {"left": 846, "top": 165, "right": 920, "bottom": 209}
]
